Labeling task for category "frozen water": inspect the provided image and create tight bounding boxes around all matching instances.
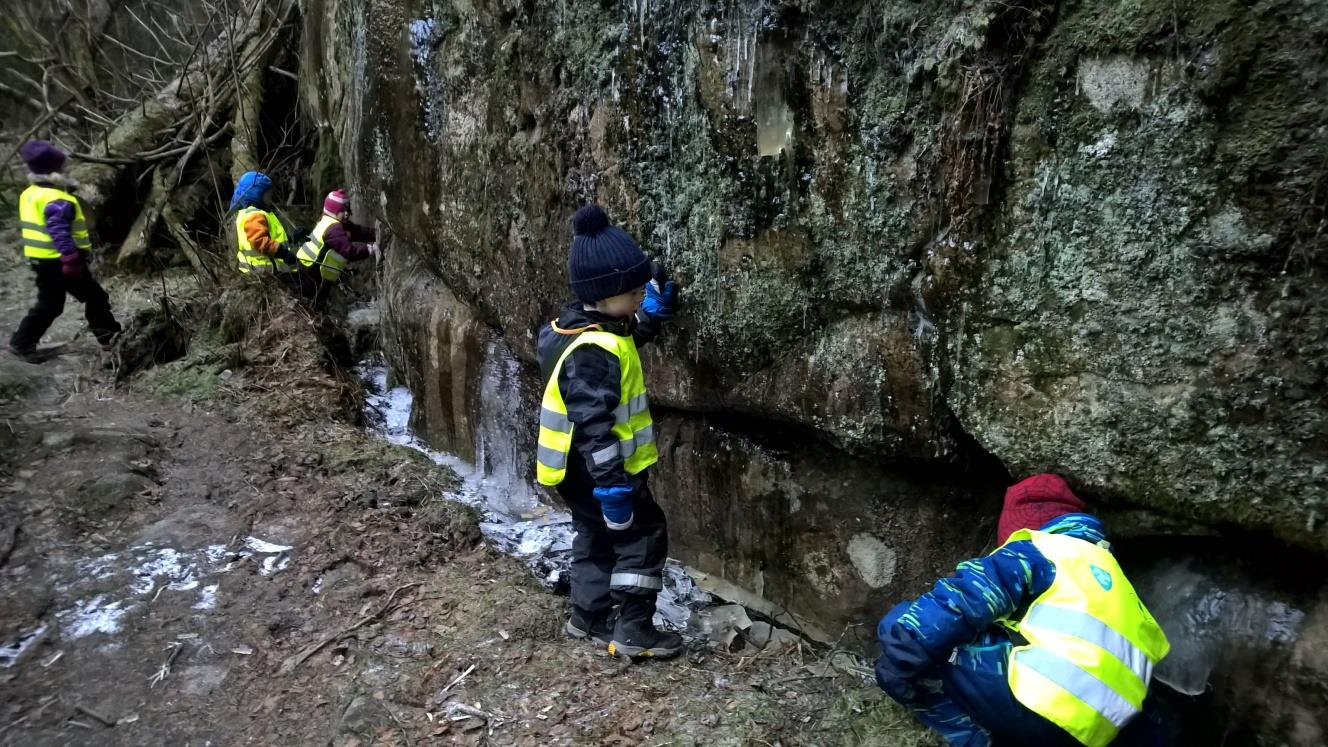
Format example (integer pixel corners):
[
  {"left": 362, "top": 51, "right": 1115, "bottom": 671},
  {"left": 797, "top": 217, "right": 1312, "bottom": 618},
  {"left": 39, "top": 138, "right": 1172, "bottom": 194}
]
[
  {"left": 259, "top": 555, "right": 291, "bottom": 576},
  {"left": 194, "top": 584, "right": 219, "bottom": 610},
  {"left": 58, "top": 596, "right": 128, "bottom": 639},
  {"left": 359, "top": 360, "right": 716, "bottom": 632},
  {"left": 51, "top": 538, "right": 295, "bottom": 641},
  {"left": 1133, "top": 558, "right": 1307, "bottom": 696},
  {"left": 130, "top": 547, "right": 199, "bottom": 595},
  {"left": 244, "top": 538, "right": 293, "bottom": 554},
  {"left": 0, "top": 625, "right": 48, "bottom": 668}
]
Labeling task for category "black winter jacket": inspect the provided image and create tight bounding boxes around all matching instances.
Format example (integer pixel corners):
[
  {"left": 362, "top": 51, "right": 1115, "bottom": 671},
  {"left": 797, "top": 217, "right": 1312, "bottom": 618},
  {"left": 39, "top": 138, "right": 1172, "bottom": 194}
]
[{"left": 536, "top": 302, "right": 665, "bottom": 488}]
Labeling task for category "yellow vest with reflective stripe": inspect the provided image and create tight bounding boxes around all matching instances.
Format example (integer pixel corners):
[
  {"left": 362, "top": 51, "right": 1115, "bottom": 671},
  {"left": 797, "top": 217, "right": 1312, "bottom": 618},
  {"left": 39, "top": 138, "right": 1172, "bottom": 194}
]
[
  {"left": 297, "top": 214, "right": 348, "bottom": 281},
  {"left": 999, "top": 530, "right": 1170, "bottom": 747},
  {"left": 536, "top": 329, "right": 658, "bottom": 485},
  {"left": 235, "top": 206, "right": 294, "bottom": 273},
  {"left": 19, "top": 185, "right": 91, "bottom": 260}
]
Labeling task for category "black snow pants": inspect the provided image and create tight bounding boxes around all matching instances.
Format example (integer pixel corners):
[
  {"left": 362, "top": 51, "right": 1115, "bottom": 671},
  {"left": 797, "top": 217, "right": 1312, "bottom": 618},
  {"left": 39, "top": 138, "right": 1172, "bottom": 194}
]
[
  {"left": 555, "top": 461, "right": 669, "bottom": 615},
  {"left": 10, "top": 260, "right": 121, "bottom": 350}
]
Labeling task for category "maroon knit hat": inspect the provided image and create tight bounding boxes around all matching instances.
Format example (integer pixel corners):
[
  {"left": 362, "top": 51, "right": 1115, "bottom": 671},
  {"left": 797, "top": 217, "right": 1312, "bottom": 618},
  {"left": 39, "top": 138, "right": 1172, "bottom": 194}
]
[
  {"left": 997, "top": 473, "right": 1087, "bottom": 544},
  {"left": 323, "top": 189, "right": 349, "bottom": 215},
  {"left": 20, "top": 140, "right": 67, "bottom": 175}
]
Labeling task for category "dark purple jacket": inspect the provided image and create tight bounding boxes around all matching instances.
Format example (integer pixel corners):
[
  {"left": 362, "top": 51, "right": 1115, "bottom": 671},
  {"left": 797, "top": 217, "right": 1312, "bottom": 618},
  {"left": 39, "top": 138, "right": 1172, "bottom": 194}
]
[
  {"left": 41, "top": 194, "right": 83, "bottom": 259},
  {"left": 324, "top": 219, "right": 375, "bottom": 262}
]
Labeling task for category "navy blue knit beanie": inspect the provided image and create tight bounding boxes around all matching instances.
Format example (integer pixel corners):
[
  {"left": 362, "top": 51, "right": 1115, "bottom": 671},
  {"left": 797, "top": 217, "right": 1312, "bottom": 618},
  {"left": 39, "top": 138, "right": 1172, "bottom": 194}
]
[{"left": 568, "top": 204, "right": 652, "bottom": 303}]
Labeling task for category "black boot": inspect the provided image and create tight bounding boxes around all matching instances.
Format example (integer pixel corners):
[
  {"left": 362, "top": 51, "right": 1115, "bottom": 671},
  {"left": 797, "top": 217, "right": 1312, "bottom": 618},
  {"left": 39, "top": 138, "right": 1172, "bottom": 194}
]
[
  {"left": 565, "top": 606, "right": 614, "bottom": 645},
  {"left": 609, "top": 595, "right": 683, "bottom": 660},
  {"left": 7, "top": 343, "right": 45, "bottom": 364}
]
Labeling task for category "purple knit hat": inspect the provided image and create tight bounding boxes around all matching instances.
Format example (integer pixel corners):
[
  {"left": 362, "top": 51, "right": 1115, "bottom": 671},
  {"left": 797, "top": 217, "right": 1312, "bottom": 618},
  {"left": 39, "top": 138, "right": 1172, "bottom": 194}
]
[{"left": 20, "top": 140, "right": 67, "bottom": 175}]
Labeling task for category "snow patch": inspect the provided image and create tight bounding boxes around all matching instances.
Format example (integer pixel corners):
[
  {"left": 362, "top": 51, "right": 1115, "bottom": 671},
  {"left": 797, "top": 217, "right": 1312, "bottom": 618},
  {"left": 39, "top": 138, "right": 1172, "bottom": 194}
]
[
  {"left": 0, "top": 625, "right": 48, "bottom": 668},
  {"left": 130, "top": 547, "right": 202, "bottom": 595},
  {"left": 58, "top": 596, "right": 129, "bottom": 639},
  {"left": 194, "top": 584, "right": 219, "bottom": 610},
  {"left": 244, "top": 537, "right": 293, "bottom": 554}
]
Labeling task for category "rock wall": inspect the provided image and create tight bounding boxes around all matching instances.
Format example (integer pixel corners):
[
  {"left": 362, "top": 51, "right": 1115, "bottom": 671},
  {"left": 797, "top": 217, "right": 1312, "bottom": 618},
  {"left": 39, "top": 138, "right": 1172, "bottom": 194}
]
[
  {"left": 303, "top": 0, "right": 1327, "bottom": 737},
  {"left": 307, "top": 0, "right": 1326, "bottom": 552}
]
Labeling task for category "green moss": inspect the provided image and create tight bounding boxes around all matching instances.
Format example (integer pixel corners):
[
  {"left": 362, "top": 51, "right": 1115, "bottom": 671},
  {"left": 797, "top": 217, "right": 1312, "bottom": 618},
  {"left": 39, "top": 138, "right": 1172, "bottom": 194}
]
[
  {"left": 819, "top": 688, "right": 942, "bottom": 747},
  {"left": 140, "top": 363, "right": 222, "bottom": 402},
  {"left": 324, "top": 436, "right": 442, "bottom": 475}
]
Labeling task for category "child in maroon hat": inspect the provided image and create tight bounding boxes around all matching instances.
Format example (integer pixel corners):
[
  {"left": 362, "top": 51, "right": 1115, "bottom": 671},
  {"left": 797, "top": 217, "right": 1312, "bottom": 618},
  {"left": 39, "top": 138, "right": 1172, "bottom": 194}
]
[
  {"left": 996, "top": 473, "right": 1087, "bottom": 545},
  {"left": 875, "top": 474, "right": 1170, "bottom": 747},
  {"left": 292, "top": 188, "right": 378, "bottom": 304}
]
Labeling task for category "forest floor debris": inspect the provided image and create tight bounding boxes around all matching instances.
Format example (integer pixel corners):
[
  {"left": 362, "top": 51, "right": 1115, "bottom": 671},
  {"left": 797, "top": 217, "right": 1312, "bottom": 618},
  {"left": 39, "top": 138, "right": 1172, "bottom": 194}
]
[{"left": 0, "top": 255, "right": 935, "bottom": 746}]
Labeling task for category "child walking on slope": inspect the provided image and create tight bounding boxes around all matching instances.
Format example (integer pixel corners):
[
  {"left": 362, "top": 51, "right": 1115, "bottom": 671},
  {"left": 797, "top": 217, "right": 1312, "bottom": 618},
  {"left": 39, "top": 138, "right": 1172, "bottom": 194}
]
[{"left": 535, "top": 204, "right": 682, "bottom": 659}]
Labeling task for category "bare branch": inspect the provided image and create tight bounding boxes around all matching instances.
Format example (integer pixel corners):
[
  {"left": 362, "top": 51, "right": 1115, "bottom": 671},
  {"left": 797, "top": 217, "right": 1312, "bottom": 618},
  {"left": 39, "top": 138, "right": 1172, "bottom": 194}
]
[
  {"left": 0, "top": 81, "right": 80, "bottom": 125},
  {"left": 268, "top": 65, "right": 298, "bottom": 82}
]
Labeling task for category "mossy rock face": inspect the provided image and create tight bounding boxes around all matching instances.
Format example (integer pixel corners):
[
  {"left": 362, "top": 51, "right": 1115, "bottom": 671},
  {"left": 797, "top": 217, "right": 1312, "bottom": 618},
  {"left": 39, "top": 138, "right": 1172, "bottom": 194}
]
[
  {"left": 953, "top": 1, "right": 1328, "bottom": 549},
  {"left": 309, "top": 0, "right": 1327, "bottom": 551}
]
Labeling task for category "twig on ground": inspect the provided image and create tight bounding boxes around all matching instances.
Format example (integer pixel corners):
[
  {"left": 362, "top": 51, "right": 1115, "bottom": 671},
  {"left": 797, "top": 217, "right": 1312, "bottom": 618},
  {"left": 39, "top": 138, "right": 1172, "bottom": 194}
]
[
  {"left": 148, "top": 641, "right": 184, "bottom": 687},
  {"left": 280, "top": 582, "right": 421, "bottom": 673},
  {"left": 73, "top": 703, "right": 116, "bottom": 727},
  {"left": 437, "top": 663, "right": 477, "bottom": 697}
]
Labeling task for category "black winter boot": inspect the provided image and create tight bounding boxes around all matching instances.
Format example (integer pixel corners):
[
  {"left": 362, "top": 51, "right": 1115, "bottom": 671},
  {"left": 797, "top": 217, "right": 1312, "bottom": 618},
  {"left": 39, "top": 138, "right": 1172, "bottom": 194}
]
[
  {"left": 7, "top": 343, "right": 44, "bottom": 364},
  {"left": 565, "top": 606, "right": 614, "bottom": 645},
  {"left": 608, "top": 595, "right": 683, "bottom": 660}
]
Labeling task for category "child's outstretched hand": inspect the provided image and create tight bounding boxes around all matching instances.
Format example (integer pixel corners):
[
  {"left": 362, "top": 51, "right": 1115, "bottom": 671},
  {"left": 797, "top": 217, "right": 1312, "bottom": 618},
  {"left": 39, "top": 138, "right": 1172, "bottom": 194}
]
[{"left": 642, "top": 260, "right": 677, "bottom": 320}]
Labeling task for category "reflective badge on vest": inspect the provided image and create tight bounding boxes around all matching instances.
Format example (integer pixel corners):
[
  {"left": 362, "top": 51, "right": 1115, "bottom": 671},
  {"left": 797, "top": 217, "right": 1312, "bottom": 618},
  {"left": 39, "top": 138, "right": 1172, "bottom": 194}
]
[{"left": 1090, "top": 565, "right": 1114, "bottom": 591}]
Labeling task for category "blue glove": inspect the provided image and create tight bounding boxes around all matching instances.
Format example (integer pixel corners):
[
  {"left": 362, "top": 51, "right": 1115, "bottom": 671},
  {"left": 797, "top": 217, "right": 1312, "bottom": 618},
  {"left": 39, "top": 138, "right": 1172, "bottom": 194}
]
[
  {"left": 593, "top": 485, "right": 635, "bottom": 530},
  {"left": 641, "top": 280, "right": 677, "bottom": 320}
]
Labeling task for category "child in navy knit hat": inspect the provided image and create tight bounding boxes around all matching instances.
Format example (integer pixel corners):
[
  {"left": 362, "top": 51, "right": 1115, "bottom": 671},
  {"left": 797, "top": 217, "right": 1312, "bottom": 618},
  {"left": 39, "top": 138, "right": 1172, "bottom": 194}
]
[{"left": 533, "top": 203, "right": 682, "bottom": 659}]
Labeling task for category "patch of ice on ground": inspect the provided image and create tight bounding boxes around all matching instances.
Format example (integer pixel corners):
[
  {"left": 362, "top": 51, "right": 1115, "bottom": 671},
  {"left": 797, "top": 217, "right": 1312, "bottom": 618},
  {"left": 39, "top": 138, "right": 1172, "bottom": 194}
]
[
  {"left": 58, "top": 596, "right": 129, "bottom": 639},
  {"left": 244, "top": 536, "right": 292, "bottom": 576},
  {"left": 244, "top": 537, "right": 293, "bottom": 554},
  {"left": 55, "top": 537, "right": 297, "bottom": 640},
  {"left": 259, "top": 555, "right": 290, "bottom": 576},
  {"left": 130, "top": 547, "right": 201, "bottom": 594},
  {"left": 76, "top": 553, "right": 122, "bottom": 581},
  {"left": 193, "top": 584, "right": 218, "bottom": 610},
  {"left": 0, "top": 625, "right": 48, "bottom": 667}
]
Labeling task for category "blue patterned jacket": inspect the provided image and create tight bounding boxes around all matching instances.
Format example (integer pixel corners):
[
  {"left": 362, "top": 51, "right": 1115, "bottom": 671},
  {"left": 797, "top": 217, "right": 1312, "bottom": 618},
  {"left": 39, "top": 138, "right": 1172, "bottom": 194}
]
[{"left": 875, "top": 513, "right": 1110, "bottom": 701}]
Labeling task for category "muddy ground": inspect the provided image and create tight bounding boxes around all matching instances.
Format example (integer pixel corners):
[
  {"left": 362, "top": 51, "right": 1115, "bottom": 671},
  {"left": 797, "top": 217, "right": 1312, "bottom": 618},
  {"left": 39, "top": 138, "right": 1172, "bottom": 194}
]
[{"left": 0, "top": 254, "right": 934, "bottom": 746}]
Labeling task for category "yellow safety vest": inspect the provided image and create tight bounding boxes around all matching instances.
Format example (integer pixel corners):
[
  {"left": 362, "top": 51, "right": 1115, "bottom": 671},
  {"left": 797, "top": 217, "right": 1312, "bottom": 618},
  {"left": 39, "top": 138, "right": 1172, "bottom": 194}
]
[
  {"left": 297, "top": 214, "right": 348, "bottom": 281},
  {"left": 235, "top": 206, "right": 295, "bottom": 273},
  {"left": 19, "top": 185, "right": 91, "bottom": 260},
  {"left": 999, "top": 529, "right": 1170, "bottom": 747},
  {"left": 536, "top": 329, "right": 658, "bottom": 485}
]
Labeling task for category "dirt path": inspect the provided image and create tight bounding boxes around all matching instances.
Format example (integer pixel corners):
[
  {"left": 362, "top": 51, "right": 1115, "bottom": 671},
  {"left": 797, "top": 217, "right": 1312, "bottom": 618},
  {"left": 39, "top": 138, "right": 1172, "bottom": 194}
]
[{"left": 0, "top": 258, "right": 930, "bottom": 746}]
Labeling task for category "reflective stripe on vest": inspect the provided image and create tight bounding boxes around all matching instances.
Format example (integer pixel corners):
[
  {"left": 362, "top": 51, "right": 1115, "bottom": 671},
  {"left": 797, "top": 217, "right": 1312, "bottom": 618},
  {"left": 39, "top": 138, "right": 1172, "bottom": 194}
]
[
  {"left": 535, "top": 329, "right": 658, "bottom": 486},
  {"left": 19, "top": 185, "right": 91, "bottom": 260},
  {"left": 297, "top": 214, "right": 348, "bottom": 281},
  {"left": 235, "top": 207, "right": 295, "bottom": 273},
  {"left": 1000, "top": 530, "right": 1170, "bottom": 747}
]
